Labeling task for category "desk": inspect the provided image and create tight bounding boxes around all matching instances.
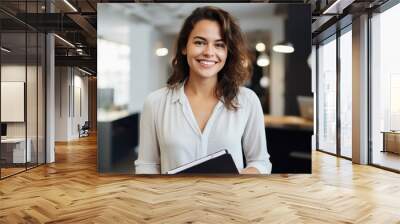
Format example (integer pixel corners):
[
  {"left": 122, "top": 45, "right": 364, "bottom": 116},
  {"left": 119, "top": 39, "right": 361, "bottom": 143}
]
[
  {"left": 98, "top": 113, "right": 139, "bottom": 174},
  {"left": 381, "top": 131, "right": 400, "bottom": 154},
  {"left": 264, "top": 115, "right": 313, "bottom": 173},
  {"left": 264, "top": 115, "right": 313, "bottom": 131},
  {"left": 1, "top": 138, "right": 31, "bottom": 163}
]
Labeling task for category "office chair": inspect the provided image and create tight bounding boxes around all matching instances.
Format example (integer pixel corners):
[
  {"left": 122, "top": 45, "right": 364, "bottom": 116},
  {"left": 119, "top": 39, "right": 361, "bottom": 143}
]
[{"left": 79, "top": 121, "right": 90, "bottom": 138}]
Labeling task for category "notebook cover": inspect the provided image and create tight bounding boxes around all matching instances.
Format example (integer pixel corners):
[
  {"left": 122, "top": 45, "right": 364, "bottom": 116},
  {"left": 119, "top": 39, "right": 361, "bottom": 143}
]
[{"left": 168, "top": 151, "right": 239, "bottom": 174}]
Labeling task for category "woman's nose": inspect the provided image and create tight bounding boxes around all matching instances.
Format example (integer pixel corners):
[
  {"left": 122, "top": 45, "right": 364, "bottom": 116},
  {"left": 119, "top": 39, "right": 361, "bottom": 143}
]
[{"left": 203, "top": 44, "right": 215, "bottom": 56}]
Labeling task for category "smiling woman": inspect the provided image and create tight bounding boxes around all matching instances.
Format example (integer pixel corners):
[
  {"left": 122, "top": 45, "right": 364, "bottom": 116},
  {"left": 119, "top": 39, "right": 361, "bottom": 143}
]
[
  {"left": 167, "top": 6, "right": 251, "bottom": 110},
  {"left": 134, "top": 6, "right": 272, "bottom": 175}
]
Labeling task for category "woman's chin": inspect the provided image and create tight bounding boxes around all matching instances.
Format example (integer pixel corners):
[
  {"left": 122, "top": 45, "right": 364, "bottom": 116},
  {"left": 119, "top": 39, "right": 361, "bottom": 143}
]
[
  {"left": 192, "top": 70, "right": 219, "bottom": 79},
  {"left": 198, "top": 74, "right": 218, "bottom": 80}
]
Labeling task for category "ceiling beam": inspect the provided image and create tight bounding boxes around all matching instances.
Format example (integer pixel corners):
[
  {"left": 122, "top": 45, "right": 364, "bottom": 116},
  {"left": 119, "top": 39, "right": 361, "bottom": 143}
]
[
  {"left": 55, "top": 55, "right": 96, "bottom": 71},
  {"left": 67, "top": 13, "right": 97, "bottom": 41}
]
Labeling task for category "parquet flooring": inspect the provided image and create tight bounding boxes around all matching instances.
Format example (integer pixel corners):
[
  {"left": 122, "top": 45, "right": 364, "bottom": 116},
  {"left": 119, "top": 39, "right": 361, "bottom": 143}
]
[{"left": 1, "top": 134, "right": 400, "bottom": 223}]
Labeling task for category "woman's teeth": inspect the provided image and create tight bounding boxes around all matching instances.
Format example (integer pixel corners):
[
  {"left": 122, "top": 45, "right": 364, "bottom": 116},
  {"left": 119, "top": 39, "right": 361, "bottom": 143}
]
[{"left": 199, "top": 60, "right": 216, "bottom": 65}]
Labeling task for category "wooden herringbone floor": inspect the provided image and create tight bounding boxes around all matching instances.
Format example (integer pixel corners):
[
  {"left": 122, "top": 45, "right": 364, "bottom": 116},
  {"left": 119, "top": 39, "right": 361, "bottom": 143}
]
[{"left": 1, "top": 134, "right": 400, "bottom": 223}]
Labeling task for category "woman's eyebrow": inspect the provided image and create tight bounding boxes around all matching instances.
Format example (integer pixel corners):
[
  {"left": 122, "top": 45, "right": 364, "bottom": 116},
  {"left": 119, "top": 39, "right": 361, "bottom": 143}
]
[
  {"left": 193, "top": 36, "right": 224, "bottom": 42},
  {"left": 193, "top": 36, "right": 206, "bottom": 41}
]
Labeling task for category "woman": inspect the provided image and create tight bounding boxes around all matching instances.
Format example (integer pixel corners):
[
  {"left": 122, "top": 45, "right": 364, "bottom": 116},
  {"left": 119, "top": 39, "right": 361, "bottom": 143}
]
[{"left": 135, "top": 6, "right": 272, "bottom": 174}]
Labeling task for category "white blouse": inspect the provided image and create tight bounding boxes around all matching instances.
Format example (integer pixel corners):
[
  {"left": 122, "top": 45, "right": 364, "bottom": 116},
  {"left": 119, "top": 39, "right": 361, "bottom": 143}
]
[{"left": 134, "top": 84, "right": 272, "bottom": 174}]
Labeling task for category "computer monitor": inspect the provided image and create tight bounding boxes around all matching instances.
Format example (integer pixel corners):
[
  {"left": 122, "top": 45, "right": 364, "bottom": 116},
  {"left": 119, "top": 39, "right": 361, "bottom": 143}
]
[{"left": 1, "top": 123, "right": 7, "bottom": 137}]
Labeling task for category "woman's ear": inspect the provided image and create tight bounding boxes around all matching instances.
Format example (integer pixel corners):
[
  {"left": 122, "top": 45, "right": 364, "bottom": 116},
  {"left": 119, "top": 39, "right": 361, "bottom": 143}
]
[{"left": 182, "top": 48, "right": 187, "bottom": 55}]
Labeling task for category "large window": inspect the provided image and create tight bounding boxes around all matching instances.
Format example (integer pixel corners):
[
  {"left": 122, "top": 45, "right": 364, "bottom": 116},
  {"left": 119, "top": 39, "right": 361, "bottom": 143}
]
[
  {"left": 317, "top": 26, "right": 353, "bottom": 159},
  {"left": 97, "top": 39, "right": 130, "bottom": 117},
  {"left": 371, "top": 2, "right": 400, "bottom": 171},
  {"left": 339, "top": 28, "right": 352, "bottom": 158},
  {"left": 317, "top": 36, "right": 337, "bottom": 154}
]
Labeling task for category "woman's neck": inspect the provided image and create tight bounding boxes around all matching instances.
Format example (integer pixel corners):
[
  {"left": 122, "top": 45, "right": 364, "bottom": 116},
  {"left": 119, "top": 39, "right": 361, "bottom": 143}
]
[{"left": 184, "top": 75, "right": 218, "bottom": 98}]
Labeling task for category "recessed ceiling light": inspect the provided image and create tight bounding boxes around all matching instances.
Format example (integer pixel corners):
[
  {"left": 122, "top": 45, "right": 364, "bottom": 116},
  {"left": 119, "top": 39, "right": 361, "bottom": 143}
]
[
  {"left": 1, "top": 47, "right": 11, "bottom": 53},
  {"left": 255, "top": 42, "right": 266, "bottom": 52},
  {"left": 259, "top": 76, "right": 270, "bottom": 88},
  {"left": 155, "top": 48, "right": 168, "bottom": 57},
  {"left": 63, "top": 0, "right": 78, "bottom": 12},
  {"left": 272, "top": 43, "right": 294, "bottom": 54},
  {"left": 54, "top": 34, "right": 75, "bottom": 48},
  {"left": 257, "top": 53, "right": 270, "bottom": 67},
  {"left": 78, "top": 67, "right": 92, "bottom": 76}
]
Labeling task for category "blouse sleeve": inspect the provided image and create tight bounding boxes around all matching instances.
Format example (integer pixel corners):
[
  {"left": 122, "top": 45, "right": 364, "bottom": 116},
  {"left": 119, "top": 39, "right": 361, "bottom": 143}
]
[
  {"left": 134, "top": 96, "right": 161, "bottom": 174},
  {"left": 242, "top": 90, "right": 272, "bottom": 174}
]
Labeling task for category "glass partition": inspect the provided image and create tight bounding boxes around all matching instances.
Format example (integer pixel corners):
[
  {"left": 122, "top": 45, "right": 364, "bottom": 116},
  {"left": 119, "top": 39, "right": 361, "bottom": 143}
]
[
  {"left": 1, "top": 30, "right": 28, "bottom": 177},
  {"left": 0, "top": 1, "right": 46, "bottom": 179}
]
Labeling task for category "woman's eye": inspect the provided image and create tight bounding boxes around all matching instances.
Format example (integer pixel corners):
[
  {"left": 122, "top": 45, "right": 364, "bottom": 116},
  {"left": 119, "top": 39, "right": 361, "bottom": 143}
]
[
  {"left": 215, "top": 43, "right": 226, "bottom": 48},
  {"left": 194, "top": 41, "right": 205, "bottom": 46}
]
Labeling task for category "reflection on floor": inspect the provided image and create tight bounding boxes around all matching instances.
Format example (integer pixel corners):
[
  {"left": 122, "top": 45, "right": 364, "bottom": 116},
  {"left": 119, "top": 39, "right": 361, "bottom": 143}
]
[
  {"left": 340, "top": 147, "right": 352, "bottom": 159},
  {"left": 373, "top": 150, "right": 400, "bottom": 171},
  {"left": 0, "top": 167, "right": 25, "bottom": 178},
  {"left": 0, "top": 163, "right": 41, "bottom": 178}
]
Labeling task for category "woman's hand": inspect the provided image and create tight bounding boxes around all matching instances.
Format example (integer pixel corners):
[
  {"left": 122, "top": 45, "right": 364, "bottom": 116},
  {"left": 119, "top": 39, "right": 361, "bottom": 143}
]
[{"left": 240, "top": 167, "right": 260, "bottom": 174}]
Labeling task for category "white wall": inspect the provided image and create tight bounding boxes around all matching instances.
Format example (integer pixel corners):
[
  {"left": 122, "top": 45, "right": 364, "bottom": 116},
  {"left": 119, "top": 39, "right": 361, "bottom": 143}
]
[
  {"left": 1, "top": 65, "right": 26, "bottom": 133},
  {"left": 128, "top": 22, "right": 171, "bottom": 113},
  {"left": 1, "top": 65, "right": 34, "bottom": 137},
  {"left": 128, "top": 23, "right": 152, "bottom": 113},
  {"left": 1, "top": 63, "right": 46, "bottom": 163},
  {"left": 55, "top": 66, "right": 68, "bottom": 141},
  {"left": 73, "top": 74, "right": 89, "bottom": 137},
  {"left": 55, "top": 67, "right": 89, "bottom": 141}
]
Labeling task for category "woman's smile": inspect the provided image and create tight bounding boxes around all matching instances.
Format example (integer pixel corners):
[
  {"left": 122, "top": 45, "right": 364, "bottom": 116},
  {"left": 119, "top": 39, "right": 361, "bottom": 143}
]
[{"left": 197, "top": 59, "right": 218, "bottom": 68}]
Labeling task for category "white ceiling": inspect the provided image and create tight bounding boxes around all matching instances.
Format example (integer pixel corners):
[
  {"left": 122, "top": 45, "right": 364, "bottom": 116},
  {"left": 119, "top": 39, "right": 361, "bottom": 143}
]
[
  {"left": 98, "top": 3, "right": 286, "bottom": 48},
  {"left": 121, "top": 3, "right": 280, "bottom": 34}
]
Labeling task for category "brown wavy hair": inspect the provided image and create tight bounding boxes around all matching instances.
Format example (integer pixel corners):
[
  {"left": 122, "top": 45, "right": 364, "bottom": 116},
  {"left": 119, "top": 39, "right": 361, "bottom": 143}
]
[{"left": 167, "top": 6, "right": 252, "bottom": 110}]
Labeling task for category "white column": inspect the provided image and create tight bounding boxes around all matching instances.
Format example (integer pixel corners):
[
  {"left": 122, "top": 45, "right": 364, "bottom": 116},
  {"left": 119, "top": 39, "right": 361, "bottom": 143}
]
[
  {"left": 55, "top": 67, "right": 73, "bottom": 141},
  {"left": 270, "top": 19, "right": 285, "bottom": 116},
  {"left": 46, "top": 33, "right": 55, "bottom": 163},
  {"left": 128, "top": 23, "right": 152, "bottom": 113}
]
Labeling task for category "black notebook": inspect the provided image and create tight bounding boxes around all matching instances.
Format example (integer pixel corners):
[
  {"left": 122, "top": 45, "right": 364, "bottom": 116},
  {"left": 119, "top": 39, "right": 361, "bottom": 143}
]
[{"left": 166, "top": 149, "right": 239, "bottom": 174}]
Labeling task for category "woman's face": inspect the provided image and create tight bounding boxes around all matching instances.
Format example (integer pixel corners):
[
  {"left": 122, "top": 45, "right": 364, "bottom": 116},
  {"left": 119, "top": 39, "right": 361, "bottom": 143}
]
[{"left": 183, "top": 19, "right": 228, "bottom": 80}]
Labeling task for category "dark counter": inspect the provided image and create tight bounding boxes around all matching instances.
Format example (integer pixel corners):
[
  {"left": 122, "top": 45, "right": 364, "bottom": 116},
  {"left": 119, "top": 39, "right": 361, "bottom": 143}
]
[
  {"left": 265, "top": 115, "right": 313, "bottom": 173},
  {"left": 97, "top": 112, "right": 139, "bottom": 174}
]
